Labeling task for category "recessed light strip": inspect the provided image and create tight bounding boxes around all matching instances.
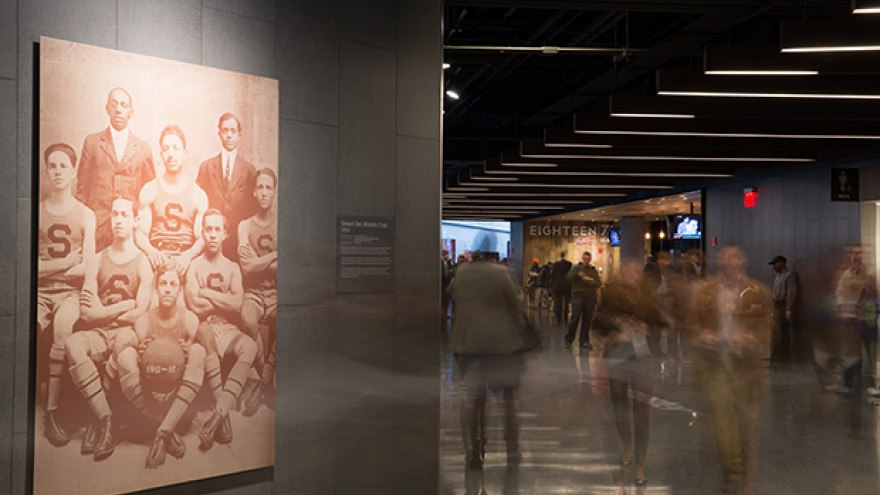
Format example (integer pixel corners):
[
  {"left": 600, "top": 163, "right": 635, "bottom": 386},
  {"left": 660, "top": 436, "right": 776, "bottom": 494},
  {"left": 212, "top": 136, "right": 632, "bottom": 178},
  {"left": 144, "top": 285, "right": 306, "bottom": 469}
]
[
  {"left": 444, "top": 199, "right": 593, "bottom": 204},
  {"left": 469, "top": 176, "right": 519, "bottom": 181},
  {"left": 457, "top": 182, "right": 674, "bottom": 189},
  {"left": 544, "top": 142, "right": 613, "bottom": 149},
  {"left": 659, "top": 90, "right": 880, "bottom": 100},
  {"left": 444, "top": 205, "right": 565, "bottom": 210},
  {"left": 575, "top": 129, "right": 880, "bottom": 140},
  {"left": 484, "top": 170, "right": 734, "bottom": 178},
  {"left": 500, "top": 161, "right": 559, "bottom": 168},
  {"left": 781, "top": 46, "right": 880, "bottom": 53},
  {"left": 611, "top": 112, "right": 696, "bottom": 119},
  {"left": 514, "top": 154, "right": 813, "bottom": 162},
  {"left": 443, "top": 192, "right": 620, "bottom": 197},
  {"left": 854, "top": 7, "right": 880, "bottom": 14},
  {"left": 704, "top": 70, "right": 818, "bottom": 76}
]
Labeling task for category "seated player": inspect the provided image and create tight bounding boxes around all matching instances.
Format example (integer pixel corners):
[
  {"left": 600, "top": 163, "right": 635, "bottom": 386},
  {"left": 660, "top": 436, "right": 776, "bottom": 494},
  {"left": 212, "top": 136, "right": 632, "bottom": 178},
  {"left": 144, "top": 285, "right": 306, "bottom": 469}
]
[
  {"left": 65, "top": 196, "right": 152, "bottom": 461},
  {"left": 115, "top": 267, "right": 204, "bottom": 468},
  {"left": 136, "top": 124, "right": 208, "bottom": 276},
  {"left": 185, "top": 209, "right": 258, "bottom": 451},
  {"left": 37, "top": 143, "right": 96, "bottom": 446},
  {"left": 238, "top": 168, "right": 278, "bottom": 412}
]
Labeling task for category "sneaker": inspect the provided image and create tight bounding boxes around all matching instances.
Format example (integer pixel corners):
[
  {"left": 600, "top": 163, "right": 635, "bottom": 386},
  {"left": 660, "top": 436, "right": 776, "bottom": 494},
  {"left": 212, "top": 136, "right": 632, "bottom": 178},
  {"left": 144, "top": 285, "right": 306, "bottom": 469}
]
[
  {"left": 866, "top": 386, "right": 880, "bottom": 397},
  {"left": 580, "top": 342, "right": 593, "bottom": 350}
]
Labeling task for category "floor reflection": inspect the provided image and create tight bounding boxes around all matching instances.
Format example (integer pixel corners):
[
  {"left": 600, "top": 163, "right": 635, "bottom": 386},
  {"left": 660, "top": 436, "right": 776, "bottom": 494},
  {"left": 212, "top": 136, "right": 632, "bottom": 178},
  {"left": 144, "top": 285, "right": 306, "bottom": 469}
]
[{"left": 440, "top": 307, "right": 880, "bottom": 494}]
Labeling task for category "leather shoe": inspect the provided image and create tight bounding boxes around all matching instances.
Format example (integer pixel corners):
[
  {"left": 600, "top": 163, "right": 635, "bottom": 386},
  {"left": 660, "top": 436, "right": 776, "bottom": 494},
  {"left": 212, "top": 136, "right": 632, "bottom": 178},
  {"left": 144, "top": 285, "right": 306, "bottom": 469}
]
[
  {"left": 44, "top": 410, "right": 70, "bottom": 447},
  {"left": 81, "top": 422, "right": 98, "bottom": 455},
  {"left": 93, "top": 418, "right": 115, "bottom": 461},
  {"left": 165, "top": 431, "right": 186, "bottom": 459},
  {"left": 216, "top": 415, "right": 233, "bottom": 445},
  {"left": 145, "top": 432, "right": 167, "bottom": 469},
  {"left": 199, "top": 411, "right": 222, "bottom": 451}
]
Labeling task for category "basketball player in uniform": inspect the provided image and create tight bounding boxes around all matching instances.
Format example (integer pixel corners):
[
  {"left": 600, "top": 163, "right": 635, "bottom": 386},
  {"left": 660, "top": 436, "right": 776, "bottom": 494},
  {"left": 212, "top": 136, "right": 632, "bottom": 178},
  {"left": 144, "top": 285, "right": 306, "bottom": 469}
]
[
  {"left": 136, "top": 125, "right": 208, "bottom": 276},
  {"left": 185, "top": 209, "right": 258, "bottom": 451},
  {"left": 238, "top": 168, "right": 277, "bottom": 412},
  {"left": 116, "top": 267, "right": 203, "bottom": 468},
  {"left": 38, "top": 143, "right": 97, "bottom": 447},
  {"left": 65, "top": 196, "right": 153, "bottom": 461}
]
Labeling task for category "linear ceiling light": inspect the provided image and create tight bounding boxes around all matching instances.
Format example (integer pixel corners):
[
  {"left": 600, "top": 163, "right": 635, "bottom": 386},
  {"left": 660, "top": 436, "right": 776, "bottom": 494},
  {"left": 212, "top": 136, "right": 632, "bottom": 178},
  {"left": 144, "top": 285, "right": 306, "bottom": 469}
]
[
  {"left": 500, "top": 161, "right": 559, "bottom": 167},
  {"left": 444, "top": 199, "right": 590, "bottom": 204},
  {"left": 444, "top": 205, "right": 565, "bottom": 210},
  {"left": 657, "top": 70, "right": 880, "bottom": 100},
  {"left": 704, "top": 70, "right": 818, "bottom": 76},
  {"left": 442, "top": 63, "right": 451, "bottom": 69},
  {"left": 781, "top": 15, "right": 880, "bottom": 53},
  {"left": 611, "top": 113, "right": 696, "bottom": 119},
  {"left": 457, "top": 182, "right": 674, "bottom": 189},
  {"left": 543, "top": 142, "right": 613, "bottom": 149},
  {"left": 576, "top": 128, "right": 880, "bottom": 139},
  {"left": 446, "top": 90, "right": 460, "bottom": 99},
  {"left": 484, "top": 169, "right": 734, "bottom": 178},
  {"left": 469, "top": 175, "right": 518, "bottom": 181},
  {"left": 703, "top": 46, "right": 821, "bottom": 75},
  {"left": 854, "top": 8, "right": 880, "bottom": 14},
  {"left": 444, "top": 192, "right": 615, "bottom": 198},
  {"left": 512, "top": 152, "right": 813, "bottom": 162},
  {"left": 446, "top": 186, "right": 489, "bottom": 192}
]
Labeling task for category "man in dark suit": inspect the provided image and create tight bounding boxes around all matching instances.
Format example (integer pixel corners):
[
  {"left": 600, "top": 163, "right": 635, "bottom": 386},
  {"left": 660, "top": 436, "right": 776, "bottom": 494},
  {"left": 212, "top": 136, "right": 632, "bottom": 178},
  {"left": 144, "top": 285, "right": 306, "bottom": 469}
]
[
  {"left": 550, "top": 252, "right": 572, "bottom": 324},
  {"left": 77, "top": 87, "right": 155, "bottom": 252},
  {"left": 196, "top": 112, "right": 257, "bottom": 261}
]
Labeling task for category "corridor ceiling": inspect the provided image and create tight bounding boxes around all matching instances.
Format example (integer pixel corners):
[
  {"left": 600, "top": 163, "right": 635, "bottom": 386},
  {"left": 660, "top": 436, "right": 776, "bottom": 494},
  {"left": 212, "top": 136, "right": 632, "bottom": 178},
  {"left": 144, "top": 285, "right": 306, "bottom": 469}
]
[{"left": 442, "top": 0, "right": 873, "bottom": 221}]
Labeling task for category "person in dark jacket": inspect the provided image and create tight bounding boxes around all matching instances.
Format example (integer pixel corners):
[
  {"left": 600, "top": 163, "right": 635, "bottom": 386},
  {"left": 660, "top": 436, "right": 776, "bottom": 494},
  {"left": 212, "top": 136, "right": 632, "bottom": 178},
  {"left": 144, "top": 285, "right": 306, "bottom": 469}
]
[
  {"left": 564, "top": 251, "right": 602, "bottom": 349},
  {"left": 551, "top": 252, "right": 573, "bottom": 323}
]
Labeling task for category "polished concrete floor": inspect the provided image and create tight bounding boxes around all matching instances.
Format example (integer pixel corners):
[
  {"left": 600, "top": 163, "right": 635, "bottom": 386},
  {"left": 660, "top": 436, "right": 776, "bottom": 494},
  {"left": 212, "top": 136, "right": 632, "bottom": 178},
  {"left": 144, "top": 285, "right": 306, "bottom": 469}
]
[{"left": 439, "top": 308, "right": 880, "bottom": 494}]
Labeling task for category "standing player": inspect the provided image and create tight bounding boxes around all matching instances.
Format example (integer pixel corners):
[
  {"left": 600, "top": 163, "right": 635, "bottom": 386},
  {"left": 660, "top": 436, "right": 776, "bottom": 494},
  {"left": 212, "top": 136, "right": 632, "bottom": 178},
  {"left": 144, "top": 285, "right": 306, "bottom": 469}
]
[
  {"left": 64, "top": 196, "right": 153, "bottom": 461},
  {"left": 116, "top": 267, "right": 204, "bottom": 468},
  {"left": 238, "top": 168, "right": 278, "bottom": 412},
  {"left": 136, "top": 125, "right": 208, "bottom": 276},
  {"left": 38, "top": 143, "right": 97, "bottom": 446},
  {"left": 77, "top": 87, "right": 155, "bottom": 252},
  {"left": 185, "top": 209, "right": 258, "bottom": 451}
]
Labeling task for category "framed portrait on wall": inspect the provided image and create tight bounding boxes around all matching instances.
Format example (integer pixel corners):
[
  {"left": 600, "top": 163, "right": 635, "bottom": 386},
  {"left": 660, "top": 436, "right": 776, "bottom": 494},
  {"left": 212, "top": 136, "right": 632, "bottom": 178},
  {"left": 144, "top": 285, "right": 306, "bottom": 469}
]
[{"left": 35, "top": 37, "right": 278, "bottom": 495}]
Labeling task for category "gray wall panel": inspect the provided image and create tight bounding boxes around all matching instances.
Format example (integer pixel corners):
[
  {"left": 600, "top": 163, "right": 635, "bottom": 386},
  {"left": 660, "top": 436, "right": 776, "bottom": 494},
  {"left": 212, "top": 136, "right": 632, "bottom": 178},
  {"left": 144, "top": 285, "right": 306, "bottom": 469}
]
[
  {"left": 338, "top": 40, "right": 396, "bottom": 216},
  {"left": 17, "top": 0, "right": 118, "bottom": 200},
  {"left": 203, "top": 0, "right": 276, "bottom": 21},
  {"left": 10, "top": 432, "right": 26, "bottom": 495},
  {"left": 13, "top": 198, "right": 32, "bottom": 434},
  {"left": 340, "top": 0, "right": 396, "bottom": 50},
  {"left": 118, "top": 0, "right": 202, "bottom": 64},
  {"left": 0, "top": 0, "right": 15, "bottom": 79},
  {"left": 396, "top": 0, "right": 441, "bottom": 139},
  {"left": 0, "top": 317, "right": 12, "bottom": 495},
  {"left": 276, "top": 1, "right": 339, "bottom": 126},
  {"left": 0, "top": 80, "right": 16, "bottom": 316},
  {"left": 274, "top": 304, "right": 336, "bottom": 493},
  {"left": 203, "top": 7, "right": 276, "bottom": 77},
  {"left": 277, "top": 120, "right": 338, "bottom": 306}
]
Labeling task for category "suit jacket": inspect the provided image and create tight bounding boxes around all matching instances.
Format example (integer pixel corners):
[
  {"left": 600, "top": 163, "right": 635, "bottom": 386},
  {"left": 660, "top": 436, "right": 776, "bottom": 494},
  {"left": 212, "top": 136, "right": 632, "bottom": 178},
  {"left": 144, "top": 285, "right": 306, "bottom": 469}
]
[
  {"left": 77, "top": 128, "right": 155, "bottom": 250},
  {"left": 446, "top": 262, "right": 529, "bottom": 355},
  {"left": 196, "top": 153, "right": 258, "bottom": 260}
]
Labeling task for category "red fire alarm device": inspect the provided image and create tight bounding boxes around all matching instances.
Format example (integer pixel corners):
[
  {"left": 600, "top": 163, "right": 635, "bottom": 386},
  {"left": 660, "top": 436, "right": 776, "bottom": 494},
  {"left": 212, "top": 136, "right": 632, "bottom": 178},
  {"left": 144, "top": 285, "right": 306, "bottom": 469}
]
[{"left": 743, "top": 187, "right": 758, "bottom": 208}]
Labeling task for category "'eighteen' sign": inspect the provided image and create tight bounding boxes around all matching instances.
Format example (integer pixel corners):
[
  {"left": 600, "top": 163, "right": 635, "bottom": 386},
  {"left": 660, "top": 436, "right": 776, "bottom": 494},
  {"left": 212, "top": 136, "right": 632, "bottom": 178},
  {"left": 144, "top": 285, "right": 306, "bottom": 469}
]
[{"left": 529, "top": 225, "right": 592, "bottom": 237}]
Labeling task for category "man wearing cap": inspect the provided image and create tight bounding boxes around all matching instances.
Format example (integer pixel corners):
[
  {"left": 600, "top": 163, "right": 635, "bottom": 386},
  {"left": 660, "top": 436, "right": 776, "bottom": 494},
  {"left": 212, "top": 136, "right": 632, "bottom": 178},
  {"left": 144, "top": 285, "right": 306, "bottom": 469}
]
[{"left": 769, "top": 255, "right": 797, "bottom": 361}]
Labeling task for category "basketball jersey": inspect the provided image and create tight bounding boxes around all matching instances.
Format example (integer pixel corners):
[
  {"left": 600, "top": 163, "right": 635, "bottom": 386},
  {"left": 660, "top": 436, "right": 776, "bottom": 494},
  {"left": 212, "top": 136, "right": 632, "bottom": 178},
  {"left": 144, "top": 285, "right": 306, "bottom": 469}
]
[
  {"left": 146, "top": 309, "right": 188, "bottom": 342},
  {"left": 96, "top": 249, "right": 143, "bottom": 307},
  {"left": 243, "top": 216, "right": 277, "bottom": 290},
  {"left": 192, "top": 256, "right": 240, "bottom": 320},
  {"left": 38, "top": 201, "right": 88, "bottom": 291},
  {"left": 149, "top": 179, "right": 197, "bottom": 254}
]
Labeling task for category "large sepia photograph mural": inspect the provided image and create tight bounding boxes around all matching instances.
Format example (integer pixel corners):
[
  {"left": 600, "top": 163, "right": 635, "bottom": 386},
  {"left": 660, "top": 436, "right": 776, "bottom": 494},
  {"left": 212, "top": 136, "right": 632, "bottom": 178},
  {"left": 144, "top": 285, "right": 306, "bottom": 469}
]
[{"left": 35, "top": 37, "right": 278, "bottom": 495}]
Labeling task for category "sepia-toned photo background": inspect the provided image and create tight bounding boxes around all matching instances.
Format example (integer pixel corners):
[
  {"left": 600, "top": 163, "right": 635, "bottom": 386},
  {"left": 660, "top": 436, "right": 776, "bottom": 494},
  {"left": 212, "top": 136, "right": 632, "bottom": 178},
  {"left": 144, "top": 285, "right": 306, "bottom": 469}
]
[{"left": 36, "top": 37, "right": 278, "bottom": 495}]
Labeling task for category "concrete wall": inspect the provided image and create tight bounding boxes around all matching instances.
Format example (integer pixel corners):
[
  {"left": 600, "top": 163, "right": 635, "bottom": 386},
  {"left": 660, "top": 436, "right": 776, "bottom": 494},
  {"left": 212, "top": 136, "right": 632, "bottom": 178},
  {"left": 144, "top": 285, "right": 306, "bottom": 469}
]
[
  {"left": 704, "top": 166, "right": 861, "bottom": 286},
  {"left": 0, "top": 1, "right": 442, "bottom": 494}
]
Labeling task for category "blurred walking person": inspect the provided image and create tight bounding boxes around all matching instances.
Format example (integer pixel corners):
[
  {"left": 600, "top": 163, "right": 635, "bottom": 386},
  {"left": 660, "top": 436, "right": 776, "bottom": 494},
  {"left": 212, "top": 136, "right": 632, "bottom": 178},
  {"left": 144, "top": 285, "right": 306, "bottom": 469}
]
[
  {"left": 447, "top": 234, "right": 531, "bottom": 468},
  {"left": 551, "top": 252, "right": 572, "bottom": 324}
]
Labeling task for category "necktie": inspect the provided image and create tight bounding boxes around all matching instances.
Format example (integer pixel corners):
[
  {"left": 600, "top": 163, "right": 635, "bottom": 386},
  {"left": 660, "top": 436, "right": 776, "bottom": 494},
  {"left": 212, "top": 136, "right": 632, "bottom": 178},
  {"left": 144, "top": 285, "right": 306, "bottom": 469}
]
[{"left": 224, "top": 156, "right": 231, "bottom": 183}]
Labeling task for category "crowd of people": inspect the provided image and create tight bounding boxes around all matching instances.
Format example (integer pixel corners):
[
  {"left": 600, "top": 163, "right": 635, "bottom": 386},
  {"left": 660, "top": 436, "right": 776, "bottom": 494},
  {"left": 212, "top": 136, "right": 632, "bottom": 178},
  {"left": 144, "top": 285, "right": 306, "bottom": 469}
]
[
  {"left": 442, "top": 243, "right": 879, "bottom": 494},
  {"left": 37, "top": 87, "right": 277, "bottom": 469}
]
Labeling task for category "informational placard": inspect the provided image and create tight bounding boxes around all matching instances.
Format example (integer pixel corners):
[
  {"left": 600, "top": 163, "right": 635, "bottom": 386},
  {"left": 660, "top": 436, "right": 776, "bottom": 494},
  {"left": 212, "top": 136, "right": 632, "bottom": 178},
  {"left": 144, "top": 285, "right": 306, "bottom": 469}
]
[{"left": 337, "top": 216, "right": 395, "bottom": 293}]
